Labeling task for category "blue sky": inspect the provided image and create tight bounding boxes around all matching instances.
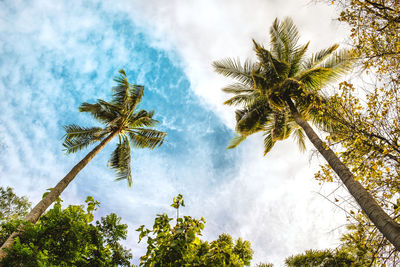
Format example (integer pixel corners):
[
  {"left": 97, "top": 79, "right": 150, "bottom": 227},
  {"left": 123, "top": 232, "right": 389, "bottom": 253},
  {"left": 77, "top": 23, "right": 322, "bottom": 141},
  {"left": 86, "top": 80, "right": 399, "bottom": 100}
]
[{"left": 0, "top": 0, "right": 352, "bottom": 265}]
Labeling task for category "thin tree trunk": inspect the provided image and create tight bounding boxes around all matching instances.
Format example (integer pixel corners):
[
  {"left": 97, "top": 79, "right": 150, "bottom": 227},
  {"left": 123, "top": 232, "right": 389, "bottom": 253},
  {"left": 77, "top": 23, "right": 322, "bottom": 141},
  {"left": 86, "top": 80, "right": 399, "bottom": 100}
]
[
  {"left": 286, "top": 97, "right": 400, "bottom": 251},
  {"left": 0, "top": 130, "right": 119, "bottom": 261}
]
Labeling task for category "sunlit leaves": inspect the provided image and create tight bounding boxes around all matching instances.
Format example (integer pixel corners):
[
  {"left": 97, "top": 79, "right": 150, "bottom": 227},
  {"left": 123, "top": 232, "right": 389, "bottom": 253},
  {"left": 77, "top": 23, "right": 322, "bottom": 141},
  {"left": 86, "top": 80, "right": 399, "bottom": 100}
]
[
  {"left": 315, "top": 80, "right": 400, "bottom": 263},
  {"left": 333, "top": 0, "right": 400, "bottom": 80},
  {"left": 285, "top": 249, "right": 360, "bottom": 266}
]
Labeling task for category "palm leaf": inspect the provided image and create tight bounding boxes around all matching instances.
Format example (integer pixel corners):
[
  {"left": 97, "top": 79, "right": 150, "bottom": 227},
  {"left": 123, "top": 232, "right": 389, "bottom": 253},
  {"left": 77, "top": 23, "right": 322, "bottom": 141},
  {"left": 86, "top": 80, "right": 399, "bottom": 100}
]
[
  {"left": 128, "top": 84, "right": 145, "bottom": 111},
  {"left": 303, "top": 44, "right": 339, "bottom": 70},
  {"left": 227, "top": 135, "right": 247, "bottom": 149},
  {"left": 319, "top": 49, "right": 353, "bottom": 82},
  {"left": 212, "top": 58, "right": 255, "bottom": 86},
  {"left": 222, "top": 83, "right": 254, "bottom": 94},
  {"left": 108, "top": 135, "right": 132, "bottom": 187},
  {"left": 62, "top": 135, "right": 99, "bottom": 154},
  {"left": 291, "top": 125, "right": 306, "bottom": 152},
  {"left": 270, "top": 17, "right": 300, "bottom": 62},
  {"left": 128, "top": 110, "right": 159, "bottom": 128},
  {"left": 263, "top": 125, "right": 276, "bottom": 155},
  {"left": 296, "top": 67, "right": 332, "bottom": 91},
  {"left": 224, "top": 94, "right": 257, "bottom": 106},
  {"left": 79, "top": 101, "right": 119, "bottom": 124},
  {"left": 288, "top": 42, "right": 309, "bottom": 77},
  {"left": 112, "top": 69, "right": 131, "bottom": 107},
  {"left": 127, "top": 128, "right": 166, "bottom": 149},
  {"left": 216, "top": 17, "right": 351, "bottom": 158},
  {"left": 63, "top": 125, "right": 105, "bottom": 141}
]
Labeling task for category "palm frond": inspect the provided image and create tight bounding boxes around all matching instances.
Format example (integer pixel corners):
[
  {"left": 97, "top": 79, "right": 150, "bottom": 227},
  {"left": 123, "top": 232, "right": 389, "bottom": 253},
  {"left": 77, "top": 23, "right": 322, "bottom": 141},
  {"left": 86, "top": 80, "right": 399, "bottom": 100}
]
[
  {"left": 270, "top": 17, "right": 300, "bottom": 62},
  {"left": 112, "top": 69, "right": 131, "bottom": 107},
  {"left": 319, "top": 49, "right": 353, "bottom": 83},
  {"left": 299, "top": 49, "right": 353, "bottom": 91},
  {"left": 63, "top": 125, "right": 106, "bottom": 141},
  {"left": 292, "top": 126, "right": 306, "bottom": 152},
  {"left": 263, "top": 125, "right": 276, "bottom": 155},
  {"left": 212, "top": 58, "right": 255, "bottom": 86},
  {"left": 108, "top": 135, "right": 132, "bottom": 187},
  {"left": 303, "top": 44, "right": 339, "bottom": 70},
  {"left": 224, "top": 94, "right": 257, "bottom": 106},
  {"left": 309, "top": 104, "right": 341, "bottom": 133},
  {"left": 128, "top": 84, "right": 145, "bottom": 111},
  {"left": 222, "top": 83, "right": 254, "bottom": 94},
  {"left": 62, "top": 135, "right": 99, "bottom": 154},
  {"left": 111, "top": 69, "right": 146, "bottom": 115},
  {"left": 296, "top": 67, "right": 332, "bottom": 91},
  {"left": 227, "top": 134, "right": 247, "bottom": 149},
  {"left": 79, "top": 101, "right": 119, "bottom": 124},
  {"left": 288, "top": 42, "right": 309, "bottom": 77},
  {"left": 128, "top": 110, "right": 159, "bottom": 128},
  {"left": 127, "top": 128, "right": 166, "bottom": 149}
]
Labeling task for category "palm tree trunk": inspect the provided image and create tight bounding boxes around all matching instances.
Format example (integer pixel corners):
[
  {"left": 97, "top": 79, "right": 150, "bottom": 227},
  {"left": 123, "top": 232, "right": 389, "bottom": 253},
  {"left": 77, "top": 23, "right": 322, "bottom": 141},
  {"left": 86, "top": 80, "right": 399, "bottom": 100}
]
[
  {"left": 286, "top": 97, "right": 400, "bottom": 251},
  {"left": 0, "top": 130, "right": 119, "bottom": 261}
]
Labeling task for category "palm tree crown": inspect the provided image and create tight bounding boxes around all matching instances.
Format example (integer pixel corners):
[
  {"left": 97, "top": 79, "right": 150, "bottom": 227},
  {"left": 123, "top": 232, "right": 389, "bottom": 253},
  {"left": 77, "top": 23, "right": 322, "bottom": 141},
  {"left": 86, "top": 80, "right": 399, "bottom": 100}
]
[
  {"left": 63, "top": 69, "right": 166, "bottom": 186},
  {"left": 213, "top": 17, "right": 351, "bottom": 154}
]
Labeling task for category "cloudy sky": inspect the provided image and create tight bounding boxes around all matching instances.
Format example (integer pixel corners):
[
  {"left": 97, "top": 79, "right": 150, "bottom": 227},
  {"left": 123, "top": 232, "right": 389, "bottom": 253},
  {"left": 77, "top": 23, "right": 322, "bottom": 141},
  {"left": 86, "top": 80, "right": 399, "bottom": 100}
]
[{"left": 0, "top": 0, "right": 352, "bottom": 265}]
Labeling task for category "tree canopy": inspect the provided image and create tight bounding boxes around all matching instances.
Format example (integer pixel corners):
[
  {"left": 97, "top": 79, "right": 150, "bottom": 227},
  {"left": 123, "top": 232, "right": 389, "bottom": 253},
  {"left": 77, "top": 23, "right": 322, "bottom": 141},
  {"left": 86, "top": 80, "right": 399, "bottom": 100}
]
[
  {"left": 0, "top": 187, "right": 30, "bottom": 222},
  {"left": 137, "top": 195, "right": 253, "bottom": 266},
  {"left": 0, "top": 190, "right": 132, "bottom": 266}
]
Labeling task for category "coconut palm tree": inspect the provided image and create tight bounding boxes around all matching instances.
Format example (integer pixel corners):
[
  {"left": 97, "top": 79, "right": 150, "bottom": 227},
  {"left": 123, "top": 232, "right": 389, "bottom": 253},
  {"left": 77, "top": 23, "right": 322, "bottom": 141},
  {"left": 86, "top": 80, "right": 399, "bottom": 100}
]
[
  {"left": 213, "top": 17, "right": 400, "bottom": 250},
  {"left": 0, "top": 69, "right": 166, "bottom": 260}
]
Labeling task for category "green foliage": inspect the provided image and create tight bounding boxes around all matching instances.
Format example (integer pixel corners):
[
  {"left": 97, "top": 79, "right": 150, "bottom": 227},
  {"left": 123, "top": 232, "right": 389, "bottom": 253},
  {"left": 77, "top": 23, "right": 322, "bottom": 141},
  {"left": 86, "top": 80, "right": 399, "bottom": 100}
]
[
  {"left": 137, "top": 195, "right": 253, "bottom": 266},
  {"left": 0, "top": 186, "right": 30, "bottom": 222},
  {"left": 255, "top": 263, "right": 274, "bottom": 267},
  {"left": 170, "top": 194, "right": 185, "bottom": 210},
  {"left": 285, "top": 249, "right": 360, "bottom": 267},
  {"left": 0, "top": 192, "right": 132, "bottom": 266}
]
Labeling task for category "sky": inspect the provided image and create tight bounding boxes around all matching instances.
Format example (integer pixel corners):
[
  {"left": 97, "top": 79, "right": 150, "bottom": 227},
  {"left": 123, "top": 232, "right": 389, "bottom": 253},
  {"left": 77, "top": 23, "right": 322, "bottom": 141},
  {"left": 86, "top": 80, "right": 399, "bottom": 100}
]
[{"left": 0, "top": 0, "right": 352, "bottom": 265}]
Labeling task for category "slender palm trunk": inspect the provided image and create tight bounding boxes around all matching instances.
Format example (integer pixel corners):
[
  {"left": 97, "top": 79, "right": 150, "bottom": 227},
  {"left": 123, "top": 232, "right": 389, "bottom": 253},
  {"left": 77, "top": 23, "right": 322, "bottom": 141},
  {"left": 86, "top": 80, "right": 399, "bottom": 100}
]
[
  {"left": 0, "top": 130, "right": 119, "bottom": 261},
  {"left": 286, "top": 97, "right": 400, "bottom": 251}
]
